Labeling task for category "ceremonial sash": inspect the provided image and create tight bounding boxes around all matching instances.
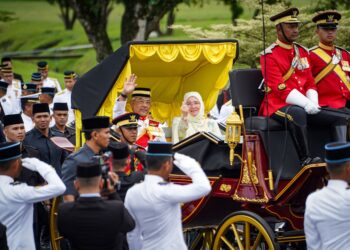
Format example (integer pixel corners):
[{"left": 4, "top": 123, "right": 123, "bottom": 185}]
[
  {"left": 313, "top": 48, "right": 350, "bottom": 91},
  {"left": 282, "top": 66, "right": 295, "bottom": 82}
]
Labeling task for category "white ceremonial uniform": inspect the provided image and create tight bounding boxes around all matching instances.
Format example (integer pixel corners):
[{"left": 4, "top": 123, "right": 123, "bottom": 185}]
[
  {"left": 0, "top": 95, "right": 16, "bottom": 115},
  {"left": 21, "top": 113, "right": 34, "bottom": 132},
  {"left": 113, "top": 100, "right": 166, "bottom": 142},
  {"left": 0, "top": 160, "right": 66, "bottom": 250},
  {"left": 43, "top": 77, "right": 62, "bottom": 92},
  {"left": 49, "top": 103, "right": 55, "bottom": 127},
  {"left": 304, "top": 180, "right": 350, "bottom": 250},
  {"left": 53, "top": 88, "right": 74, "bottom": 124},
  {"left": 125, "top": 153, "right": 211, "bottom": 250},
  {"left": 7, "top": 82, "right": 22, "bottom": 113}
]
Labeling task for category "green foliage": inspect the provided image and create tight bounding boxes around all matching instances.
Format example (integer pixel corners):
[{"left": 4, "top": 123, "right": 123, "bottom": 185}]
[{"left": 0, "top": 10, "right": 16, "bottom": 22}]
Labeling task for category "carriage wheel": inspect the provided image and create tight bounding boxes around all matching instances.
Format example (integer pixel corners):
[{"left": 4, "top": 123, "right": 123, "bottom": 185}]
[
  {"left": 184, "top": 227, "right": 216, "bottom": 250},
  {"left": 211, "top": 211, "right": 279, "bottom": 250},
  {"left": 50, "top": 196, "right": 63, "bottom": 250}
]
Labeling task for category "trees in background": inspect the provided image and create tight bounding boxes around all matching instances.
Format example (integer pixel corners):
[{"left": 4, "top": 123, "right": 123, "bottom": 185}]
[{"left": 47, "top": 0, "right": 77, "bottom": 30}]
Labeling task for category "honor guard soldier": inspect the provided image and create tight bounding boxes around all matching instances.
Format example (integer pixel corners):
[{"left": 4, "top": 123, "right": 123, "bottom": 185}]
[
  {"left": 51, "top": 102, "right": 75, "bottom": 145},
  {"left": 61, "top": 116, "right": 110, "bottom": 202},
  {"left": 1, "top": 56, "right": 23, "bottom": 83},
  {"left": 58, "top": 161, "right": 135, "bottom": 250},
  {"left": 0, "top": 80, "right": 16, "bottom": 119},
  {"left": 53, "top": 70, "right": 77, "bottom": 124},
  {"left": 31, "top": 72, "right": 43, "bottom": 90},
  {"left": 113, "top": 74, "right": 166, "bottom": 148},
  {"left": 108, "top": 142, "right": 145, "bottom": 201},
  {"left": 305, "top": 142, "right": 350, "bottom": 250},
  {"left": 21, "top": 83, "right": 38, "bottom": 96},
  {"left": 37, "top": 61, "right": 62, "bottom": 92},
  {"left": 1, "top": 66, "right": 21, "bottom": 113},
  {"left": 112, "top": 112, "right": 146, "bottom": 173},
  {"left": 20, "top": 96, "right": 39, "bottom": 132},
  {"left": 0, "top": 142, "right": 65, "bottom": 250},
  {"left": 125, "top": 142, "right": 211, "bottom": 250},
  {"left": 259, "top": 7, "right": 347, "bottom": 166},
  {"left": 309, "top": 10, "right": 350, "bottom": 139}
]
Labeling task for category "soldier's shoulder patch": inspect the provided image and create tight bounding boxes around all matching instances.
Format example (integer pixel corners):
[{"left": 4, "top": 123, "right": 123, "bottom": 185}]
[
  {"left": 260, "top": 43, "right": 277, "bottom": 55},
  {"left": 294, "top": 42, "right": 309, "bottom": 52},
  {"left": 278, "top": 83, "right": 286, "bottom": 90},
  {"left": 308, "top": 45, "right": 319, "bottom": 52}
]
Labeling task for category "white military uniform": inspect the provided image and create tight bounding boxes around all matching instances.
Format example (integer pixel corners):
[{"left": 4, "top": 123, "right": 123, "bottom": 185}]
[
  {"left": 0, "top": 162, "right": 66, "bottom": 250},
  {"left": 305, "top": 179, "right": 350, "bottom": 250},
  {"left": 43, "top": 77, "right": 62, "bottom": 92},
  {"left": 125, "top": 154, "right": 211, "bottom": 250},
  {"left": 0, "top": 95, "right": 16, "bottom": 115},
  {"left": 21, "top": 113, "right": 34, "bottom": 132},
  {"left": 53, "top": 88, "right": 74, "bottom": 124},
  {"left": 7, "top": 81, "right": 22, "bottom": 113},
  {"left": 113, "top": 100, "right": 166, "bottom": 142}
]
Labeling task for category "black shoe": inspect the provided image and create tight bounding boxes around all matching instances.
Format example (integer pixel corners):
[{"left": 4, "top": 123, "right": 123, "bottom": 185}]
[{"left": 301, "top": 157, "right": 323, "bottom": 167}]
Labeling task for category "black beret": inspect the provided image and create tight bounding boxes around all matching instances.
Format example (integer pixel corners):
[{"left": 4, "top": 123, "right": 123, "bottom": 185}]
[
  {"left": 108, "top": 142, "right": 130, "bottom": 160},
  {"left": 76, "top": 161, "right": 101, "bottom": 178},
  {"left": 82, "top": 116, "right": 110, "bottom": 131},
  {"left": 325, "top": 142, "right": 350, "bottom": 164},
  {"left": 0, "top": 142, "right": 21, "bottom": 162},
  {"left": 3, "top": 114, "right": 23, "bottom": 127},
  {"left": 147, "top": 141, "right": 173, "bottom": 156},
  {"left": 32, "top": 103, "right": 50, "bottom": 115},
  {"left": 53, "top": 102, "right": 68, "bottom": 111}
]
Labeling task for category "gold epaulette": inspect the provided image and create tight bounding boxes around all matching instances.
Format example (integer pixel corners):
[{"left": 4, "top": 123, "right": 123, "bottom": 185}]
[
  {"left": 260, "top": 43, "right": 277, "bottom": 55},
  {"left": 294, "top": 42, "right": 309, "bottom": 53},
  {"left": 308, "top": 45, "right": 319, "bottom": 52}
]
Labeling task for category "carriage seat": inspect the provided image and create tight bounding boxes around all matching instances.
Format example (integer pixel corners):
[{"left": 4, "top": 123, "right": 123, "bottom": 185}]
[{"left": 244, "top": 116, "right": 283, "bottom": 131}]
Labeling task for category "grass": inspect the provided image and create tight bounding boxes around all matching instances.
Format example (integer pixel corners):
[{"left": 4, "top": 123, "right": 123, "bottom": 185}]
[{"left": 0, "top": 0, "right": 315, "bottom": 83}]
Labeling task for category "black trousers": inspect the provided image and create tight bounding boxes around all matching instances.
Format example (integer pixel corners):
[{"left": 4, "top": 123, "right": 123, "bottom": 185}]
[{"left": 271, "top": 105, "right": 347, "bottom": 160}]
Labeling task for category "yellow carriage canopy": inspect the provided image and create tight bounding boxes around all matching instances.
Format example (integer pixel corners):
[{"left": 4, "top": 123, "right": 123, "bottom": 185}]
[{"left": 72, "top": 40, "right": 239, "bottom": 145}]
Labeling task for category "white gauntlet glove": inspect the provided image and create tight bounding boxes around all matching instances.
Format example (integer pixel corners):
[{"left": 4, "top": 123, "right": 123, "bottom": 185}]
[
  {"left": 286, "top": 89, "right": 320, "bottom": 115},
  {"left": 173, "top": 153, "right": 201, "bottom": 177}
]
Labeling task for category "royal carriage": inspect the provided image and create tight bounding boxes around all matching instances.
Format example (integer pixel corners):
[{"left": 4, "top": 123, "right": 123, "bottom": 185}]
[{"left": 50, "top": 40, "right": 330, "bottom": 250}]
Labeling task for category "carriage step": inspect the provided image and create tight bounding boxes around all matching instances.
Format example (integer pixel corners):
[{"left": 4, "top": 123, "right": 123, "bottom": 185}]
[{"left": 276, "top": 230, "right": 305, "bottom": 243}]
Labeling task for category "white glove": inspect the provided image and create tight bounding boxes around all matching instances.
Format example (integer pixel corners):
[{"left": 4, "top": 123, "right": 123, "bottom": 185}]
[
  {"left": 306, "top": 89, "right": 319, "bottom": 107},
  {"left": 173, "top": 153, "right": 201, "bottom": 177},
  {"left": 22, "top": 158, "right": 53, "bottom": 175},
  {"left": 286, "top": 89, "right": 320, "bottom": 114}
]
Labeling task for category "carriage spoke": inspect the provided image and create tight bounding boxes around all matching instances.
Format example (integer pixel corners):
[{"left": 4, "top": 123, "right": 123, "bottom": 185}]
[
  {"left": 231, "top": 224, "right": 244, "bottom": 250},
  {"left": 252, "top": 231, "right": 262, "bottom": 250},
  {"left": 189, "top": 231, "right": 204, "bottom": 250},
  {"left": 245, "top": 222, "right": 251, "bottom": 250},
  {"left": 220, "top": 235, "right": 236, "bottom": 250}
]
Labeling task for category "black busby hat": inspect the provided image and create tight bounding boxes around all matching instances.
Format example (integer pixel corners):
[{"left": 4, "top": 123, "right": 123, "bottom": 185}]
[
  {"left": 3, "top": 114, "right": 23, "bottom": 127},
  {"left": 0, "top": 142, "right": 21, "bottom": 162},
  {"left": 112, "top": 112, "right": 139, "bottom": 128},
  {"left": 22, "top": 83, "right": 38, "bottom": 93},
  {"left": 147, "top": 141, "right": 173, "bottom": 156},
  {"left": 0, "top": 80, "right": 9, "bottom": 91},
  {"left": 312, "top": 10, "right": 341, "bottom": 29},
  {"left": 37, "top": 61, "right": 48, "bottom": 70},
  {"left": 40, "top": 87, "right": 56, "bottom": 96},
  {"left": 108, "top": 142, "right": 130, "bottom": 160},
  {"left": 32, "top": 103, "right": 50, "bottom": 115},
  {"left": 132, "top": 88, "right": 151, "bottom": 98},
  {"left": 325, "top": 142, "right": 350, "bottom": 164},
  {"left": 31, "top": 72, "right": 42, "bottom": 82},
  {"left": 76, "top": 161, "right": 101, "bottom": 178},
  {"left": 82, "top": 116, "right": 110, "bottom": 131},
  {"left": 64, "top": 70, "right": 77, "bottom": 80},
  {"left": 270, "top": 7, "right": 300, "bottom": 25},
  {"left": 53, "top": 102, "right": 68, "bottom": 111}
]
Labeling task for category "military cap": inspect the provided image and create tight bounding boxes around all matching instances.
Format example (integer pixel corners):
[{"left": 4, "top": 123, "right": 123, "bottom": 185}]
[
  {"left": 53, "top": 102, "right": 68, "bottom": 111},
  {"left": 1, "top": 66, "right": 12, "bottom": 74},
  {"left": 20, "top": 95, "right": 39, "bottom": 107},
  {"left": 40, "top": 87, "right": 56, "bottom": 96},
  {"left": 22, "top": 83, "right": 38, "bottom": 93},
  {"left": 112, "top": 112, "right": 139, "bottom": 128},
  {"left": 31, "top": 72, "right": 42, "bottom": 82},
  {"left": 270, "top": 7, "right": 301, "bottom": 25},
  {"left": 64, "top": 70, "right": 77, "bottom": 80},
  {"left": 82, "top": 116, "right": 110, "bottom": 131},
  {"left": 37, "top": 61, "right": 48, "bottom": 70},
  {"left": 1, "top": 57, "right": 11, "bottom": 63},
  {"left": 132, "top": 87, "right": 151, "bottom": 98},
  {"left": 108, "top": 142, "right": 130, "bottom": 160},
  {"left": 76, "top": 161, "right": 101, "bottom": 178},
  {"left": 0, "top": 142, "right": 21, "bottom": 162},
  {"left": 0, "top": 80, "right": 8, "bottom": 91},
  {"left": 147, "top": 141, "right": 173, "bottom": 157},
  {"left": 3, "top": 114, "right": 23, "bottom": 127},
  {"left": 32, "top": 103, "right": 50, "bottom": 115},
  {"left": 325, "top": 142, "right": 350, "bottom": 164},
  {"left": 312, "top": 10, "right": 341, "bottom": 29}
]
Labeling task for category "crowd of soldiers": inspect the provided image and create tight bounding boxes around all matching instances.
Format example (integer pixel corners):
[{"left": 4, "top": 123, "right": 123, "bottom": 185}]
[{"left": 0, "top": 6, "right": 350, "bottom": 250}]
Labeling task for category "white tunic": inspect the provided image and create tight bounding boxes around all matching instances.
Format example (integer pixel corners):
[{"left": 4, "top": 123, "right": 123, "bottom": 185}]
[
  {"left": 125, "top": 165, "right": 211, "bottom": 250},
  {"left": 43, "top": 77, "right": 62, "bottom": 92},
  {"left": 21, "top": 113, "right": 34, "bottom": 132},
  {"left": 0, "top": 95, "right": 16, "bottom": 115},
  {"left": 0, "top": 165, "right": 65, "bottom": 250},
  {"left": 7, "top": 81, "right": 22, "bottom": 113},
  {"left": 304, "top": 180, "right": 350, "bottom": 250},
  {"left": 53, "top": 88, "right": 74, "bottom": 124}
]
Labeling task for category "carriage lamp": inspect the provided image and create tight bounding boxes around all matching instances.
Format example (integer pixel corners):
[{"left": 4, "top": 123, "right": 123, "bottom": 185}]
[{"left": 225, "top": 107, "right": 243, "bottom": 166}]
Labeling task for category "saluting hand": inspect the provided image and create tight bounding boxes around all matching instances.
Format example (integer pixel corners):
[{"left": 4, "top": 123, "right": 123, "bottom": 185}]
[{"left": 122, "top": 73, "right": 138, "bottom": 96}]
